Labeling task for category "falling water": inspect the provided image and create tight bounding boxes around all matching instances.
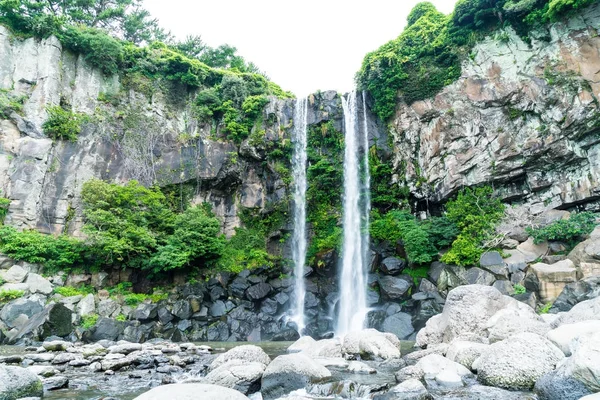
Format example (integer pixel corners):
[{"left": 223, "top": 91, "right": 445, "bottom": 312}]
[
  {"left": 336, "top": 91, "right": 371, "bottom": 337},
  {"left": 290, "top": 97, "right": 308, "bottom": 335}
]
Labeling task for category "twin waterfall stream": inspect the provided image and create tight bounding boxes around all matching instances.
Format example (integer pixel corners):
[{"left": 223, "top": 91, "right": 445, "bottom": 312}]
[{"left": 290, "top": 92, "right": 371, "bottom": 337}]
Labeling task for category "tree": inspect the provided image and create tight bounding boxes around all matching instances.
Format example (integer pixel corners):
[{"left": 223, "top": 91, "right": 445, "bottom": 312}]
[
  {"left": 174, "top": 35, "right": 206, "bottom": 59},
  {"left": 122, "top": 7, "right": 171, "bottom": 45},
  {"left": 407, "top": 2, "right": 438, "bottom": 26},
  {"left": 199, "top": 44, "right": 246, "bottom": 70}
]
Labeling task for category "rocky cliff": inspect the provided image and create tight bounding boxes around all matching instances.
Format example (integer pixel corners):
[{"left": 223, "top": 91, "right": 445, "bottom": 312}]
[{"left": 391, "top": 4, "right": 600, "bottom": 213}]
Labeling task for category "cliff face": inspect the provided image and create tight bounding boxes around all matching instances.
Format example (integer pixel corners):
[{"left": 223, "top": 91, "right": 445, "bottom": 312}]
[
  {"left": 0, "top": 25, "right": 296, "bottom": 237},
  {"left": 391, "top": 4, "right": 600, "bottom": 213}
]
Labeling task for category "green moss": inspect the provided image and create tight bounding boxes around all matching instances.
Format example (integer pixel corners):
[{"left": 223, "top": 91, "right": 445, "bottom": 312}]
[
  {"left": 80, "top": 313, "right": 99, "bottom": 329},
  {"left": 0, "top": 289, "right": 24, "bottom": 303}
]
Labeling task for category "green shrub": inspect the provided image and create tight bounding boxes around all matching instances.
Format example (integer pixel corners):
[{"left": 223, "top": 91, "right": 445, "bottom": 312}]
[
  {"left": 107, "top": 282, "right": 133, "bottom": 296},
  {"left": 441, "top": 186, "right": 504, "bottom": 266},
  {"left": 0, "top": 196, "right": 9, "bottom": 224},
  {"left": 54, "top": 286, "right": 94, "bottom": 297},
  {"left": 513, "top": 284, "right": 526, "bottom": 295},
  {"left": 538, "top": 302, "right": 553, "bottom": 314},
  {"left": 80, "top": 313, "right": 99, "bottom": 329},
  {"left": 43, "top": 105, "right": 86, "bottom": 142},
  {"left": 526, "top": 212, "right": 597, "bottom": 248},
  {"left": 115, "top": 314, "right": 127, "bottom": 322},
  {"left": 0, "top": 225, "right": 86, "bottom": 272},
  {"left": 0, "top": 289, "right": 24, "bottom": 303},
  {"left": 58, "top": 25, "right": 124, "bottom": 75},
  {"left": 123, "top": 292, "right": 167, "bottom": 306}
]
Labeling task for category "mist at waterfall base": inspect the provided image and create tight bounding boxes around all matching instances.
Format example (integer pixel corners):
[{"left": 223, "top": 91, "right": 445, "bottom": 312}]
[{"left": 286, "top": 92, "right": 371, "bottom": 338}]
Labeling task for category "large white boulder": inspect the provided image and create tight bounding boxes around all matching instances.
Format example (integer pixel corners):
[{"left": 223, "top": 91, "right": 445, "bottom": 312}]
[
  {"left": 486, "top": 303, "right": 550, "bottom": 343},
  {"left": 547, "top": 320, "right": 600, "bottom": 356},
  {"left": 474, "top": 332, "right": 564, "bottom": 390},
  {"left": 416, "top": 354, "right": 473, "bottom": 389},
  {"left": 446, "top": 340, "right": 489, "bottom": 370},
  {"left": 342, "top": 329, "right": 401, "bottom": 359},
  {"left": 0, "top": 365, "right": 43, "bottom": 399},
  {"left": 552, "top": 297, "right": 600, "bottom": 327},
  {"left": 416, "top": 285, "right": 514, "bottom": 347},
  {"left": 261, "top": 353, "right": 331, "bottom": 399},
  {"left": 209, "top": 345, "right": 270, "bottom": 371},
  {"left": 204, "top": 359, "right": 266, "bottom": 395},
  {"left": 134, "top": 383, "right": 249, "bottom": 400}
]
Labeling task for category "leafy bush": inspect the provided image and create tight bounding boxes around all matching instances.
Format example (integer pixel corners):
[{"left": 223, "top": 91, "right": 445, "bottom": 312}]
[
  {"left": 58, "top": 25, "right": 124, "bottom": 75},
  {"left": 526, "top": 212, "right": 597, "bottom": 248},
  {"left": 219, "top": 227, "right": 273, "bottom": 274},
  {"left": 0, "top": 225, "right": 86, "bottom": 272},
  {"left": 538, "top": 302, "right": 553, "bottom": 314},
  {"left": 115, "top": 314, "right": 127, "bottom": 322},
  {"left": 43, "top": 105, "right": 86, "bottom": 142},
  {"left": 0, "top": 289, "right": 24, "bottom": 303},
  {"left": 80, "top": 313, "right": 99, "bottom": 329},
  {"left": 124, "top": 292, "right": 167, "bottom": 306},
  {"left": 441, "top": 186, "right": 505, "bottom": 266}
]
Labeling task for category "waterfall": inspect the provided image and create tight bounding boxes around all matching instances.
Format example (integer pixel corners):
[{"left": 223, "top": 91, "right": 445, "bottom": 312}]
[
  {"left": 290, "top": 97, "right": 308, "bottom": 335},
  {"left": 336, "top": 91, "right": 371, "bottom": 337}
]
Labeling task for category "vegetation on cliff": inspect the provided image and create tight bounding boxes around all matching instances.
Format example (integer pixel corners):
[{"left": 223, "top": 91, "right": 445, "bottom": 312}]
[{"left": 357, "top": 0, "right": 597, "bottom": 121}]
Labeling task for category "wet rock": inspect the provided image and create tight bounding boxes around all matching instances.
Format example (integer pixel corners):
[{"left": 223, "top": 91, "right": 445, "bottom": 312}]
[
  {"left": 246, "top": 283, "right": 272, "bottom": 301},
  {"left": 90, "top": 318, "right": 125, "bottom": 341},
  {"left": 382, "top": 312, "right": 414, "bottom": 340},
  {"left": 206, "top": 321, "right": 229, "bottom": 341},
  {"left": 133, "top": 303, "right": 157, "bottom": 320},
  {"left": 172, "top": 300, "right": 191, "bottom": 320},
  {"left": 373, "top": 378, "right": 432, "bottom": 400},
  {"left": 378, "top": 275, "right": 411, "bottom": 300},
  {"left": 210, "top": 300, "right": 227, "bottom": 317},
  {"left": 380, "top": 257, "right": 406, "bottom": 275},
  {"left": 210, "top": 345, "right": 270, "bottom": 370},
  {"left": 42, "top": 375, "right": 68, "bottom": 390}
]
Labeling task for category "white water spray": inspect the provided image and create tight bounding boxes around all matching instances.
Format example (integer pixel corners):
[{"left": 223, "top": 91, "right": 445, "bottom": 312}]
[
  {"left": 336, "top": 91, "right": 371, "bottom": 337},
  {"left": 290, "top": 97, "right": 308, "bottom": 335}
]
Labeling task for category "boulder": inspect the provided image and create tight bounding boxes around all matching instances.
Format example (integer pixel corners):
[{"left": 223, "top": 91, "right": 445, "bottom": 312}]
[
  {"left": 172, "top": 300, "right": 192, "bottom": 320},
  {"left": 416, "top": 285, "right": 513, "bottom": 347},
  {"left": 446, "top": 340, "right": 489, "bottom": 370},
  {"left": 0, "top": 297, "right": 44, "bottom": 328},
  {"left": 534, "top": 369, "right": 593, "bottom": 400},
  {"left": 568, "top": 227, "right": 600, "bottom": 279},
  {"left": 209, "top": 345, "right": 270, "bottom": 371},
  {"left": 486, "top": 303, "right": 550, "bottom": 343},
  {"left": 547, "top": 320, "right": 600, "bottom": 356},
  {"left": 555, "top": 333, "right": 600, "bottom": 392},
  {"left": 204, "top": 359, "right": 265, "bottom": 394},
  {"left": 246, "top": 283, "right": 272, "bottom": 301},
  {"left": 0, "top": 265, "right": 28, "bottom": 284},
  {"left": 261, "top": 353, "right": 331, "bottom": 399},
  {"left": 474, "top": 332, "right": 564, "bottom": 390},
  {"left": 301, "top": 339, "right": 342, "bottom": 358},
  {"left": 464, "top": 267, "right": 496, "bottom": 286},
  {"left": 109, "top": 342, "right": 142, "bottom": 355},
  {"left": 517, "top": 238, "right": 549, "bottom": 262},
  {"left": 380, "top": 257, "right": 406, "bottom": 275},
  {"left": 551, "top": 275, "right": 600, "bottom": 312},
  {"left": 134, "top": 383, "right": 250, "bottom": 400},
  {"left": 90, "top": 317, "right": 125, "bottom": 341},
  {"left": 0, "top": 365, "right": 43, "bottom": 399},
  {"left": 416, "top": 354, "right": 473, "bottom": 388},
  {"left": 24, "top": 273, "right": 52, "bottom": 295},
  {"left": 552, "top": 297, "right": 600, "bottom": 327},
  {"left": 77, "top": 294, "right": 96, "bottom": 317},
  {"left": 503, "top": 250, "right": 528, "bottom": 273},
  {"left": 8, "top": 303, "right": 72, "bottom": 343},
  {"left": 382, "top": 312, "right": 415, "bottom": 339},
  {"left": 288, "top": 336, "right": 316, "bottom": 353},
  {"left": 359, "top": 333, "right": 401, "bottom": 360},
  {"left": 373, "top": 378, "right": 432, "bottom": 400},
  {"left": 42, "top": 375, "right": 68, "bottom": 390},
  {"left": 492, "top": 280, "right": 514, "bottom": 295},
  {"left": 133, "top": 303, "right": 157, "bottom": 320},
  {"left": 97, "top": 299, "right": 121, "bottom": 318},
  {"left": 378, "top": 275, "right": 411, "bottom": 300},
  {"left": 529, "top": 260, "right": 578, "bottom": 303}
]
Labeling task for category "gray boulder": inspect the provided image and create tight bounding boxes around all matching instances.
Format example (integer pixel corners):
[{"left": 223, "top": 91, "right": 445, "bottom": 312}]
[
  {"left": 464, "top": 267, "right": 496, "bottom": 286},
  {"left": 0, "top": 365, "right": 43, "bottom": 400},
  {"left": 246, "top": 283, "right": 272, "bottom": 301},
  {"left": 90, "top": 317, "right": 125, "bottom": 341},
  {"left": 8, "top": 303, "right": 72, "bottom": 343},
  {"left": 534, "top": 369, "right": 593, "bottom": 400},
  {"left": 378, "top": 275, "right": 411, "bottom": 300},
  {"left": 446, "top": 340, "right": 489, "bottom": 370},
  {"left": 383, "top": 312, "right": 415, "bottom": 339},
  {"left": 0, "top": 297, "right": 44, "bottom": 328},
  {"left": 172, "top": 300, "right": 192, "bottom": 320},
  {"left": 77, "top": 294, "right": 95, "bottom": 317},
  {"left": 474, "top": 332, "right": 564, "bottom": 390},
  {"left": 134, "top": 383, "right": 250, "bottom": 400},
  {"left": 261, "top": 353, "right": 331, "bottom": 399},
  {"left": 380, "top": 257, "right": 406, "bottom": 275},
  {"left": 24, "top": 273, "right": 52, "bottom": 295},
  {"left": 204, "top": 359, "right": 265, "bottom": 394},
  {"left": 133, "top": 303, "right": 157, "bottom": 320},
  {"left": 0, "top": 265, "right": 28, "bottom": 284}
]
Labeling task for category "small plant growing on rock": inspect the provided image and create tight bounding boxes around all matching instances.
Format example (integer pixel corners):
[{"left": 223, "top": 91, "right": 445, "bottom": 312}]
[
  {"left": 115, "top": 314, "right": 127, "bottom": 322},
  {"left": 54, "top": 286, "right": 94, "bottom": 297},
  {"left": 43, "top": 105, "right": 86, "bottom": 142},
  {"left": 526, "top": 212, "right": 598, "bottom": 249},
  {"left": 80, "top": 314, "right": 99, "bottom": 329},
  {"left": 0, "top": 289, "right": 24, "bottom": 303},
  {"left": 538, "top": 302, "right": 553, "bottom": 314},
  {"left": 513, "top": 284, "right": 526, "bottom": 295}
]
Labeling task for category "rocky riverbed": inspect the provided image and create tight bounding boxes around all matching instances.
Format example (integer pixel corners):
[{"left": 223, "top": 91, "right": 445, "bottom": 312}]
[{"left": 1, "top": 284, "right": 598, "bottom": 400}]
